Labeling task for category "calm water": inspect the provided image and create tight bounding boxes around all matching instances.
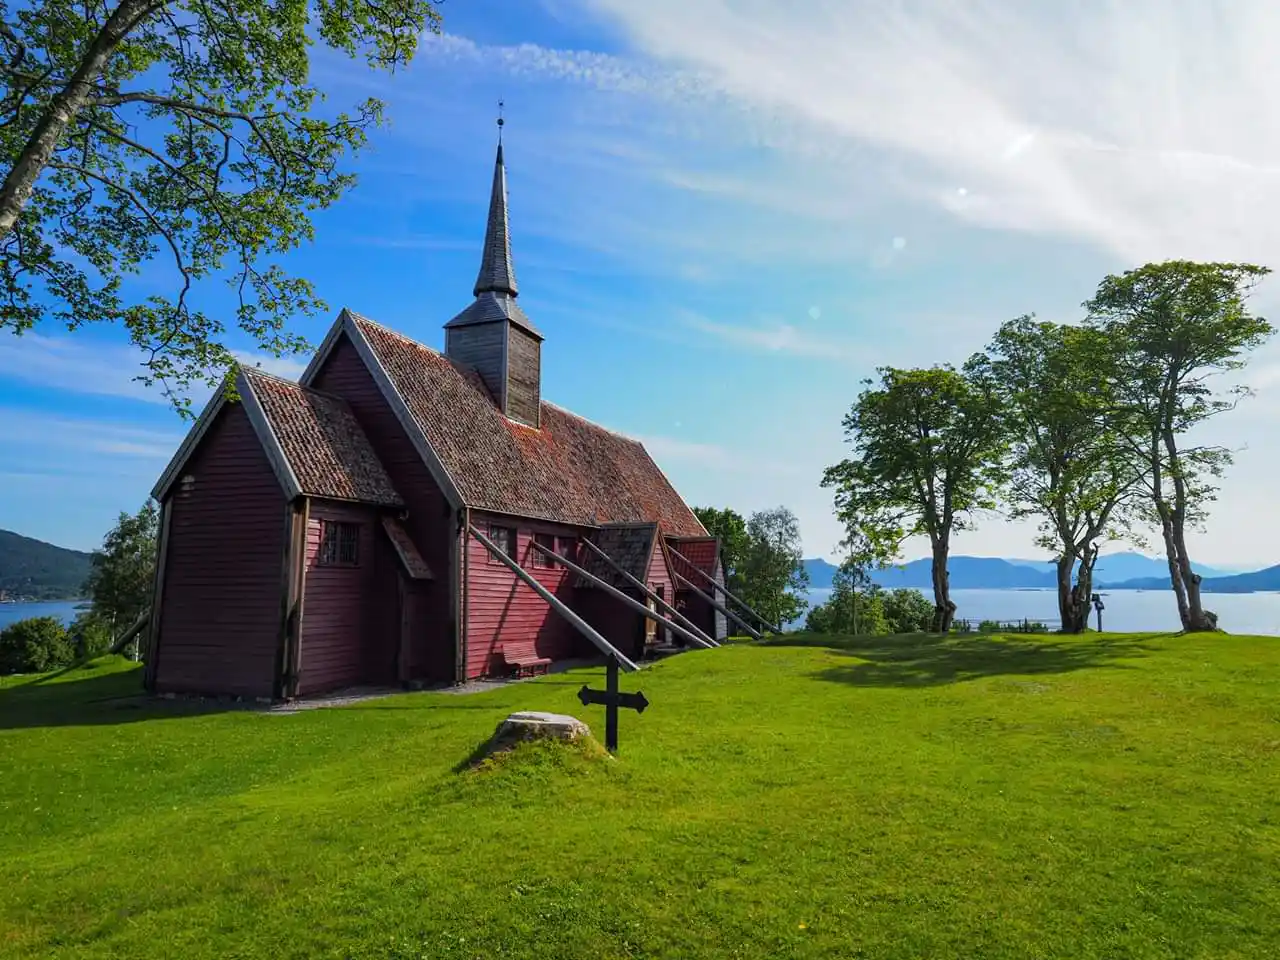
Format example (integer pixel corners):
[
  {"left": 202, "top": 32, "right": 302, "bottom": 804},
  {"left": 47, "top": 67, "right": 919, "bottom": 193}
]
[
  {"left": 7, "top": 592, "right": 1280, "bottom": 636},
  {"left": 798, "top": 588, "right": 1280, "bottom": 636},
  {"left": 0, "top": 600, "right": 85, "bottom": 630}
]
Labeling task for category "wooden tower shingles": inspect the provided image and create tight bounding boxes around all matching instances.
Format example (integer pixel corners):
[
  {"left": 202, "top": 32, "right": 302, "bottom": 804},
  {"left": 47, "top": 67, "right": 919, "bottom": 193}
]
[{"left": 443, "top": 142, "right": 544, "bottom": 428}]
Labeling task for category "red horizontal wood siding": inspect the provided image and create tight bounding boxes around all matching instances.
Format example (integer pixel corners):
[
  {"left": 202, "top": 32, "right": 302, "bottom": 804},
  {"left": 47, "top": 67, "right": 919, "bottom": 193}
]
[
  {"left": 153, "top": 403, "right": 286, "bottom": 699},
  {"left": 296, "top": 501, "right": 381, "bottom": 696},
  {"left": 310, "top": 334, "right": 454, "bottom": 683},
  {"left": 464, "top": 514, "right": 585, "bottom": 679}
]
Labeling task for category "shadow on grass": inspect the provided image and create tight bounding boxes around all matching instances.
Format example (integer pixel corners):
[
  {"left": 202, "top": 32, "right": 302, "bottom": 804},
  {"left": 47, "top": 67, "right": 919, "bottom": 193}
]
[
  {"left": 0, "top": 661, "right": 246, "bottom": 730},
  {"left": 766, "top": 632, "right": 1172, "bottom": 688}
]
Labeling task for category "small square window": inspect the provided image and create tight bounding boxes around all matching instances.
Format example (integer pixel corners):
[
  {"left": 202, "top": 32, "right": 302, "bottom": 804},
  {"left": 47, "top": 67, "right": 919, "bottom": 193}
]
[
  {"left": 533, "top": 533, "right": 556, "bottom": 567},
  {"left": 488, "top": 525, "right": 515, "bottom": 563},
  {"left": 318, "top": 521, "right": 360, "bottom": 566},
  {"left": 556, "top": 537, "right": 577, "bottom": 562}
]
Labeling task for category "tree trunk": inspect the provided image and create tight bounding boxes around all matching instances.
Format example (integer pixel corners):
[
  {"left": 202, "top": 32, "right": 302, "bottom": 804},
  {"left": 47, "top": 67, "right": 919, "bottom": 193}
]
[
  {"left": 1055, "top": 554, "right": 1075, "bottom": 632},
  {"left": 0, "top": 0, "right": 162, "bottom": 239},
  {"left": 1065, "top": 546, "right": 1098, "bottom": 634},
  {"left": 929, "top": 540, "right": 955, "bottom": 633},
  {"left": 1163, "top": 431, "right": 1218, "bottom": 632}
]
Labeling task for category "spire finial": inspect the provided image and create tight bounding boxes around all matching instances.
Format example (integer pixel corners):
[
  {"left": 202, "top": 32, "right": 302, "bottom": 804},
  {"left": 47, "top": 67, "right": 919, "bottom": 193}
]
[{"left": 496, "top": 99, "right": 504, "bottom": 145}]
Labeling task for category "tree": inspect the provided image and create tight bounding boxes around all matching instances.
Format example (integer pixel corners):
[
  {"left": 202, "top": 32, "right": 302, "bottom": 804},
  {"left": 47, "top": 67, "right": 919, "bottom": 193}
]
[
  {"left": 0, "top": 615, "right": 73, "bottom": 674},
  {"left": 804, "top": 563, "right": 889, "bottom": 636},
  {"left": 880, "top": 588, "right": 934, "bottom": 635},
  {"left": 969, "top": 316, "right": 1144, "bottom": 632},
  {"left": 83, "top": 499, "right": 158, "bottom": 658},
  {"left": 822, "top": 366, "right": 1005, "bottom": 633},
  {"left": 0, "top": 0, "right": 443, "bottom": 414},
  {"left": 692, "top": 506, "right": 749, "bottom": 594},
  {"left": 739, "top": 506, "right": 809, "bottom": 629},
  {"left": 1085, "top": 261, "right": 1274, "bottom": 633}
]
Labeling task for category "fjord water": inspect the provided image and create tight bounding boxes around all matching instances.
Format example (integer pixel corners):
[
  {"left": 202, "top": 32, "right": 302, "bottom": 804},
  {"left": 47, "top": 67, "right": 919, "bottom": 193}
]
[
  {"left": 800, "top": 588, "right": 1280, "bottom": 635},
  {"left": 6, "top": 594, "right": 1280, "bottom": 637}
]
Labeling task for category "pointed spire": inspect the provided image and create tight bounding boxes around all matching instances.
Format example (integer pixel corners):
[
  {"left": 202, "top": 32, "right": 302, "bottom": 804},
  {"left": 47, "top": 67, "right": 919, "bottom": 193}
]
[{"left": 473, "top": 107, "right": 518, "bottom": 298}]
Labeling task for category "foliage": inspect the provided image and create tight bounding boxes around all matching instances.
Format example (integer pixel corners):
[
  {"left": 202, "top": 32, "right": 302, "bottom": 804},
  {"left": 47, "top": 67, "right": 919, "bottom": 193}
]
[
  {"left": 0, "top": 528, "right": 92, "bottom": 600},
  {"left": 692, "top": 506, "right": 749, "bottom": 594},
  {"left": 880, "top": 587, "right": 935, "bottom": 634},
  {"left": 822, "top": 365, "right": 1006, "bottom": 632},
  {"left": 0, "top": 615, "right": 73, "bottom": 673},
  {"left": 84, "top": 500, "right": 158, "bottom": 656},
  {"left": 740, "top": 506, "right": 809, "bottom": 629},
  {"left": 968, "top": 315, "right": 1145, "bottom": 632},
  {"left": 804, "top": 565, "right": 889, "bottom": 636},
  {"left": 0, "top": 0, "right": 444, "bottom": 414},
  {"left": 3, "top": 633, "right": 1280, "bottom": 957},
  {"left": 1084, "top": 260, "right": 1275, "bottom": 631},
  {"left": 69, "top": 609, "right": 115, "bottom": 659},
  {"left": 976, "top": 619, "right": 1050, "bottom": 635}
]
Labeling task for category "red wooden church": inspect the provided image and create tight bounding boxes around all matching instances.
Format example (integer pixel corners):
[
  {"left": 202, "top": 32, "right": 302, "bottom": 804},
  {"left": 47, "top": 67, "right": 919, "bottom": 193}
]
[{"left": 143, "top": 140, "right": 733, "bottom": 700}]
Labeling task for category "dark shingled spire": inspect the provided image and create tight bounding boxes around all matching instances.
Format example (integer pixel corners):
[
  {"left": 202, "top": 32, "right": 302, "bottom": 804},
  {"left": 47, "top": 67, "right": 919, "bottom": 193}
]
[{"left": 473, "top": 144, "right": 518, "bottom": 298}]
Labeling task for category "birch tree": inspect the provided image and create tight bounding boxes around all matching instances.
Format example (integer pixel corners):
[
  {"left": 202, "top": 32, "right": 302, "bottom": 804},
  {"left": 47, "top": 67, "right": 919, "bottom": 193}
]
[{"left": 0, "top": 0, "right": 441, "bottom": 413}]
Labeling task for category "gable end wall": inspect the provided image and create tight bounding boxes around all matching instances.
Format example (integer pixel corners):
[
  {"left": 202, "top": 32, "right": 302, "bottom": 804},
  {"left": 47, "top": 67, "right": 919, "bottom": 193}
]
[{"left": 152, "top": 403, "right": 287, "bottom": 698}]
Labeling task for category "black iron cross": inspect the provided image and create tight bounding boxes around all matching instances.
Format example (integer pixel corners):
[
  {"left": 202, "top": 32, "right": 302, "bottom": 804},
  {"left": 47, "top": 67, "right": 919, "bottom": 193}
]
[{"left": 577, "top": 657, "right": 648, "bottom": 753}]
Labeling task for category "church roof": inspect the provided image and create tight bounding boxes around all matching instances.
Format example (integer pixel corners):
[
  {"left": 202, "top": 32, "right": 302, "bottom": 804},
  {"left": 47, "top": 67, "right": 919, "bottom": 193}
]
[
  {"left": 152, "top": 366, "right": 402, "bottom": 507},
  {"left": 576, "top": 524, "right": 660, "bottom": 591},
  {"left": 343, "top": 311, "right": 706, "bottom": 536},
  {"left": 241, "top": 368, "right": 403, "bottom": 507}
]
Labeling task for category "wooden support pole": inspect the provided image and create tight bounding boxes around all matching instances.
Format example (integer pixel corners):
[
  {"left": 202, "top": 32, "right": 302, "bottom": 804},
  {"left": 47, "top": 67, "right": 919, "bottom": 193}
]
[
  {"left": 673, "top": 571, "right": 763, "bottom": 642},
  {"left": 529, "top": 540, "right": 716, "bottom": 651},
  {"left": 469, "top": 525, "right": 640, "bottom": 673},
  {"left": 577, "top": 539, "right": 718, "bottom": 648},
  {"left": 667, "top": 545, "right": 783, "bottom": 634}
]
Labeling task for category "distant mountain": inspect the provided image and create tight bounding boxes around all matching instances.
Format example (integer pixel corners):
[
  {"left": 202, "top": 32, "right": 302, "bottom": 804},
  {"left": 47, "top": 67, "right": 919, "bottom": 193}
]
[
  {"left": 1007, "top": 551, "right": 1234, "bottom": 582},
  {"left": 1103, "top": 565, "right": 1280, "bottom": 594},
  {"left": 0, "top": 530, "right": 93, "bottom": 601},
  {"left": 802, "top": 551, "right": 1249, "bottom": 592}
]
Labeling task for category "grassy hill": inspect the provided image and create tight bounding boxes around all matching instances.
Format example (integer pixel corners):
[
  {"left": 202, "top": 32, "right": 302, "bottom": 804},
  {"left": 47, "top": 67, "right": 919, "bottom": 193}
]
[
  {"left": 0, "top": 529, "right": 92, "bottom": 601},
  {"left": 2, "top": 634, "right": 1278, "bottom": 958}
]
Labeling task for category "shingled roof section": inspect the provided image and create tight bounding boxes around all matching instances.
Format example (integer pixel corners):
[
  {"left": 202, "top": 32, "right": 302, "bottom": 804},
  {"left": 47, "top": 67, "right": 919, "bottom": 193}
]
[
  {"left": 666, "top": 537, "right": 719, "bottom": 582},
  {"left": 348, "top": 313, "right": 706, "bottom": 536},
  {"left": 241, "top": 367, "right": 402, "bottom": 507},
  {"left": 576, "top": 524, "right": 658, "bottom": 592}
]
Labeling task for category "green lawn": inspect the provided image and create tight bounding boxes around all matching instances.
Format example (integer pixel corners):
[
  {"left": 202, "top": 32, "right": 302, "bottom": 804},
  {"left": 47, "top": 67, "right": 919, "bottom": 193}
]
[{"left": 1, "top": 631, "right": 1278, "bottom": 959}]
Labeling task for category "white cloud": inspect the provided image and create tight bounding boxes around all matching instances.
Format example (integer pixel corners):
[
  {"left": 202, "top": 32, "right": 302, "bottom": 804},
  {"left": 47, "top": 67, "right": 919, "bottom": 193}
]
[
  {"left": 680, "top": 310, "right": 861, "bottom": 360},
  {"left": 0, "top": 333, "right": 166, "bottom": 404},
  {"left": 231, "top": 350, "right": 308, "bottom": 381},
  {"left": 0, "top": 408, "right": 182, "bottom": 463}
]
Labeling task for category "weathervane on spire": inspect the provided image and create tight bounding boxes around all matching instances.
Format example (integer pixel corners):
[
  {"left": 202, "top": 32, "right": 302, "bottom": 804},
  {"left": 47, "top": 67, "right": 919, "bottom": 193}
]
[{"left": 497, "top": 99, "right": 504, "bottom": 144}]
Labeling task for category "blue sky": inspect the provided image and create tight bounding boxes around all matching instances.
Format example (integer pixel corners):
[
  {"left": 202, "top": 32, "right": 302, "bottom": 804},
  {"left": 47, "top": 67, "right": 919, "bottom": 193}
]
[{"left": 3, "top": 0, "right": 1280, "bottom": 566}]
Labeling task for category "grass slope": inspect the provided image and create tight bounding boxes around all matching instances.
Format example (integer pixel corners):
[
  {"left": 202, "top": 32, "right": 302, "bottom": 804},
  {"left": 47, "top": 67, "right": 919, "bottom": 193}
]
[{"left": 1, "top": 632, "right": 1278, "bottom": 959}]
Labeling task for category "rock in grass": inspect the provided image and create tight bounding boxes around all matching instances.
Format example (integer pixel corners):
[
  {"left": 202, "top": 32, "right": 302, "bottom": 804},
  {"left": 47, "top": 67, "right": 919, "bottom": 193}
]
[
  {"left": 460, "top": 712, "right": 596, "bottom": 770},
  {"left": 497, "top": 711, "right": 590, "bottom": 744}
]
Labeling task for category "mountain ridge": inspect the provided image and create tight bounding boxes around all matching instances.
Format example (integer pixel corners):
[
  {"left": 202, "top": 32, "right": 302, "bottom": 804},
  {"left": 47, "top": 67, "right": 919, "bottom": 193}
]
[
  {"left": 802, "top": 554, "right": 1260, "bottom": 592},
  {"left": 0, "top": 529, "right": 93, "bottom": 601}
]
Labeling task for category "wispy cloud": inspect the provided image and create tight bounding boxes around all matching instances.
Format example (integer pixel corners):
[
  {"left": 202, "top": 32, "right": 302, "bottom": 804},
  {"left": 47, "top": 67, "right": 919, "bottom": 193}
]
[
  {"left": 679, "top": 309, "right": 862, "bottom": 361},
  {"left": 0, "top": 408, "right": 183, "bottom": 462},
  {"left": 0, "top": 333, "right": 165, "bottom": 404}
]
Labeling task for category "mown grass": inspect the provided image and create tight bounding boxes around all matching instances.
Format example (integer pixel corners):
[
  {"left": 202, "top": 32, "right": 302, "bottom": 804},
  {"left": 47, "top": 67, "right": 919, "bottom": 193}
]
[{"left": 1, "top": 631, "right": 1278, "bottom": 959}]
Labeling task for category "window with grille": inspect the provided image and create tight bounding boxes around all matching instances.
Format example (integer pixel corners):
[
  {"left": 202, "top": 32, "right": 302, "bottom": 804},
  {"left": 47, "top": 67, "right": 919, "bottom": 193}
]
[
  {"left": 488, "top": 525, "right": 515, "bottom": 563},
  {"left": 533, "top": 533, "right": 556, "bottom": 567},
  {"left": 318, "top": 521, "right": 360, "bottom": 566}
]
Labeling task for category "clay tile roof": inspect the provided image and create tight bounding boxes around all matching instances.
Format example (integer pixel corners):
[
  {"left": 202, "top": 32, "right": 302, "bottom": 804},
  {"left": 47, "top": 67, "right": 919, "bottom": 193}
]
[
  {"left": 241, "top": 367, "right": 402, "bottom": 507},
  {"left": 349, "top": 314, "right": 706, "bottom": 536},
  {"left": 666, "top": 537, "right": 719, "bottom": 581},
  {"left": 577, "top": 524, "right": 658, "bottom": 591}
]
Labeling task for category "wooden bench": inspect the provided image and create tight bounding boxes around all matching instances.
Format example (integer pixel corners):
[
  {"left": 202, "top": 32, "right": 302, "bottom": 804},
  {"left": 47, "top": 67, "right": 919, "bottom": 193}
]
[{"left": 499, "top": 642, "right": 552, "bottom": 679}]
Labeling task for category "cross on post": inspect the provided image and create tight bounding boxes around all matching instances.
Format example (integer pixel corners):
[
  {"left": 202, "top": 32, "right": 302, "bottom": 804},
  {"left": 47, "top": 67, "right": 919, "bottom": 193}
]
[{"left": 577, "top": 657, "right": 648, "bottom": 753}]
